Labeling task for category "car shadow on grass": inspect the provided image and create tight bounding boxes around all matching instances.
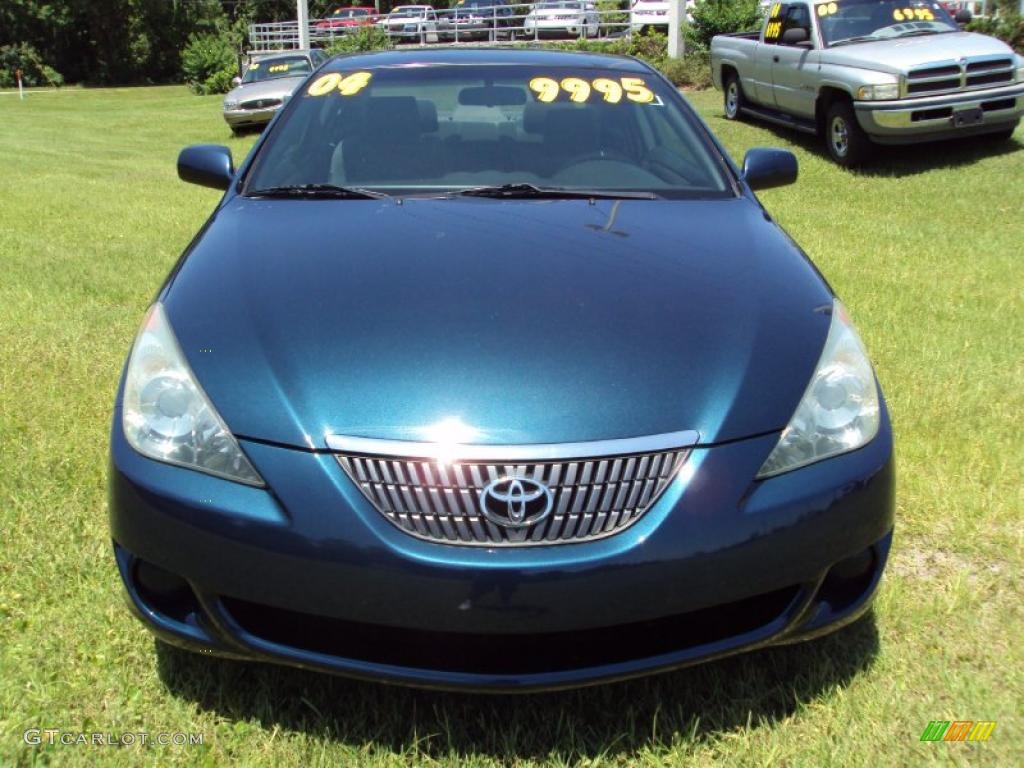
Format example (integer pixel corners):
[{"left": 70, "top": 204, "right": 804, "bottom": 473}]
[
  {"left": 155, "top": 610, "right": 879, "bottom": 760},
  {"left": 711, "top": 116, "right": 1022, "bottom": 178}
]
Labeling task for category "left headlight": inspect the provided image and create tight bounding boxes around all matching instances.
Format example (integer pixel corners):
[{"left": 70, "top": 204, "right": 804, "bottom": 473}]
[
  {"left": 122, "top": 303, "right": 264, "bottom": 486},
  {"left": 757, "top": 300, "right": 880, "bottom": 479},
  {"left": 856, "top": 83, "right": 900, "bottom": 101}
]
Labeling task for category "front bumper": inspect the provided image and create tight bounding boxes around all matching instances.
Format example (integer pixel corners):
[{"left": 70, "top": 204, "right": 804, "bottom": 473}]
[
  {"left": 524, "top": 21, "right": 585, "bottom": 37},
  {"left": 109, "top": 407, "right": 894, "bottom": 691},
  {"left": 222, "top": 107, "right": 280, "bottom": 129},
  {"left": 855, "top": 83, "right": 1024, "bottom": 143}
]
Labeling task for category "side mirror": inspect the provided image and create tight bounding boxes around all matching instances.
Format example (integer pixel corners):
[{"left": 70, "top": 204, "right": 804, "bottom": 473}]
[
  {"left": 742, "top": 148, "right": 798, "bottom": 191},
  {"left": 232, "top": 76, "right": 242, "bottom": 87},
  {"left": 781, "top": 26, "right": 810, "bottom": 46},
  {"left": 955, "top": 8, "right": 972, "bottom": 24},
  {"left": 177, "top": 145, "right": 234, "bottom": 190}
]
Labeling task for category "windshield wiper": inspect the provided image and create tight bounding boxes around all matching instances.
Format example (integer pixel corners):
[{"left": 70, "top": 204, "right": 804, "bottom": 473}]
[
  {"left": 829, "top": 35, "right": 882, "bottom": 47},
  {"left": 246, "top": 184, "right": 389, "bottom": 200},
  {"left": 451, "top": 183, "right": 657, "bottom": 200},
  {"left": 895, "top": 28, "right": 952, "bottom": 38}
]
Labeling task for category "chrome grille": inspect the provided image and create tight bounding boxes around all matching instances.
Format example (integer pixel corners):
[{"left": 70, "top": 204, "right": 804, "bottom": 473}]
[
  {"left": 332, "top": 434, "right": 694, "bottom": 547},
  {"left": 906, "top": 57, "right": 1016, "bottom": 97},
  {"left": 240, "top": 97, "right": 282, "bottom": 110}
]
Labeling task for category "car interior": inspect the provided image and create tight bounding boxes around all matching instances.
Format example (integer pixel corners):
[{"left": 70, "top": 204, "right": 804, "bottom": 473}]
[{"left": 248, "top": 76, "right": 727, "bottom": 193}]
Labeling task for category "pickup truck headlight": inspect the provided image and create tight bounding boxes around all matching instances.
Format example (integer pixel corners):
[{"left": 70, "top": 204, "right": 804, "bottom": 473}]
[
  {"left": 122, "top": 303, "right": 264, "bottom": 486},
  {"left": 856, "top": 84, "right": 900, "bottom": 101},
  {"left": 1016, "top": 63, "right": 1024, "bottom": 83},
  {"left": 756, "top": 300, "right": 880, "bottom": 479}
]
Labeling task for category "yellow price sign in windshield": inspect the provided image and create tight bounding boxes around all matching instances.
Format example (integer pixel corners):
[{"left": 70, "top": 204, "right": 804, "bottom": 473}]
[
  {"left": 893, "top": 6, "right": 935, "bottom": 20},
  {"left": 529, "top": 76, "right": 654, "bottom": 104}
]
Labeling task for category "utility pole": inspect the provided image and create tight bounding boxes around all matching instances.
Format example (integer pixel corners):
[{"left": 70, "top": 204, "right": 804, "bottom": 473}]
[
  {"left": 297, "top": 0, "right": 310, "bottom": 50},
  {"left": 667, "top": 0, "right": 685, "bottom": 60}
]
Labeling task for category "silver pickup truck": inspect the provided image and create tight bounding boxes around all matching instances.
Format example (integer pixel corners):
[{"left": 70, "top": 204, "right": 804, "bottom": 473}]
[{"left": 710, "top": 0, "right": 1024, "bottom": 165}]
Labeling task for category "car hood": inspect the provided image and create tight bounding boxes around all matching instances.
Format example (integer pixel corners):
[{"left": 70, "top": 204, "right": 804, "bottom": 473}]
[
  {"left": 162, "top": 197, "right": 834, "bottom": 449},
  {"left": 226, "top": 76, "right": 306, "bottom": 103},
  {"left": 820, "top": 32, "right": 1014, "bottom": 74}
]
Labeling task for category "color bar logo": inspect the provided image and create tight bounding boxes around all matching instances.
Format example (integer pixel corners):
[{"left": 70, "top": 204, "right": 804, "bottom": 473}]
[{"left": 921, "top": 721, "right": 996, "bottom": 742}]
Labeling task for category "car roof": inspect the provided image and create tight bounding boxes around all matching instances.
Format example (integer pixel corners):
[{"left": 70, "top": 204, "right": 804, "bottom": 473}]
[{"left": 325, "top": 47, "right": 652, "bottom": 72}]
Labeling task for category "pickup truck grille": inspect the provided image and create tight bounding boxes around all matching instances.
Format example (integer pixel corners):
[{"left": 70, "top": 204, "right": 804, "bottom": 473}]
[{"left": 905, "top": 57, "right": 1015, "bottom": 97}]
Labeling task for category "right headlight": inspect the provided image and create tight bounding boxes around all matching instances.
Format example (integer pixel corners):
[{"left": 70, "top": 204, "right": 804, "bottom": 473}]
[
  {"left": 223, "top": 98, "right": 239, "bottom": 109},
  {"left": 756, "top": 300, "right": 880, "bottom": 479},
  {"left": 122, "top": 303, "right": 264, "bottom": 486}
]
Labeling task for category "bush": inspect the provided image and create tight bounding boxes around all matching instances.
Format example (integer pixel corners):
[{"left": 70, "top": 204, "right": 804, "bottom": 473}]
[
  {"left": 0, "top": 43, "right": 64, "bottom": 88},
  {"left": 659, "top": 52, "right": 713, "bottom": 88},
  {"left": 597, "top": 0, "right": 630, "bottom": 28},
  {"left": 181, "top": 31, "right": 239, "bottom": 95},
  {"left": 537, "top": 33, "right": 711, "bottom": 88},
  {"left": 324, "top": 27, "right": 394, "bottom": 55},
  {"left": 967, "top": 14, "right": 1024, "bottom": 53},
  {"left": 686, "top": 0, "right": 764, "bottom": 53}
]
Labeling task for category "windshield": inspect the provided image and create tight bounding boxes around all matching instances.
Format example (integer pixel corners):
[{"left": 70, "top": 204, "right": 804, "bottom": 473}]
[
  {"left": 245, "top": 62, "right": 731, "bottom": 197},
  {"left": 330, "top": 7, "right": 370, "bottom": 17},
  {"left": 818, "top": 0, "right": 957, "bottom": 46},
  {"left": 537, "top": 2, "right": 584, "bottom": 9},
  {"left": 242, "top": 56, "right": 311, "bottom": 84},
  {"left": 390, "top": 7, "right": 428, "bottom": 17}
]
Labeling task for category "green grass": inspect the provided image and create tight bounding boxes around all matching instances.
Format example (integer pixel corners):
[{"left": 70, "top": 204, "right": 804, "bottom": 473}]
[{"left": 1, "top": 85, "right": 1022, "bottom": 767}]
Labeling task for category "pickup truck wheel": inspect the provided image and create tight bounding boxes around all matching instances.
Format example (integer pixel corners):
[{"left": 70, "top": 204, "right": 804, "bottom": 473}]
[
  {"left": 724, "top": 74, "right": 745, "bottom": 120},
  {"left": 989, "top": 125, "right": 1017, "bottom": 142},
  {"left": 825, "top": 101, "right": 872, "bottom": 167}
]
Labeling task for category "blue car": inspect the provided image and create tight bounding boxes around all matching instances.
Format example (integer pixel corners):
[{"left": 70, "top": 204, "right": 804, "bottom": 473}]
[{"left": 109, "top": 49, "right": 894, "bottom": 691}]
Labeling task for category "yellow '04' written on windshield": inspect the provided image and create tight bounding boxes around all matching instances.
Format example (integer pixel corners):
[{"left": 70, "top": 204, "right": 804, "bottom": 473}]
[
  {"left": 306, "top": 71, "right": 373, "bottom": 97},
  {"left": 528, "top": 76, "right": 656, "bottom": 104}
]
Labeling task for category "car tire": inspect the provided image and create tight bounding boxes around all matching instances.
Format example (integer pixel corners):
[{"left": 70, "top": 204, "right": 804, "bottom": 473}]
[
  {"left": 723, "top": 73, "right": 746, "bottom": 121},
  {"left": 989, "top": 123, "right": 1018, "bottom": 142},
  {"left": 825, "top": 100, "right": 873, "bottom": 167}
]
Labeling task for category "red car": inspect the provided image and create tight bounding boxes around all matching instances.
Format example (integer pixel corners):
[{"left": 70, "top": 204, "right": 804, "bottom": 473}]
[{"left": 315, "top": 5, "right": 377, "bottom": 33}]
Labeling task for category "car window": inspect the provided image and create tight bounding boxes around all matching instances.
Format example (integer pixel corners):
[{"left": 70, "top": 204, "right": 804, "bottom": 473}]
[
  {"left": 816, "top": 0, "right": 956, "bottom": 46},
  {"left": 243, "top": 56, "right": 313, "bottom": 83},
  {"left": 781, "top": 3, "right": 812, "bottom": 41},
  {"left": 245, "top": 63, "right": 731, "bottom": 197}
]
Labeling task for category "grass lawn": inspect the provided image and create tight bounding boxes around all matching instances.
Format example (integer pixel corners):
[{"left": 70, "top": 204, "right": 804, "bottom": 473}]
[{"left": 1, "top": 84, "right": 1021, "bottom": 767}]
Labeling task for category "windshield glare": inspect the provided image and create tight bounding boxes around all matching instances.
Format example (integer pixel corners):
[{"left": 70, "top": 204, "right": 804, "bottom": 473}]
[
  {"left": 245, "top": 64, "right": 730, "bottom": 197},
  {"left": 242, "top": 57, "right": 311, "bottom": 83},
  {"left": 818, "top": 0, "right": 957, "bottom": 46}
]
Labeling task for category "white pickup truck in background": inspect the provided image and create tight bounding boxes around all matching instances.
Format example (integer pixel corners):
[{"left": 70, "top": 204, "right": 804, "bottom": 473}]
[{"left": 710, "top": 0, "right": 1024, "bottom": 165}]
